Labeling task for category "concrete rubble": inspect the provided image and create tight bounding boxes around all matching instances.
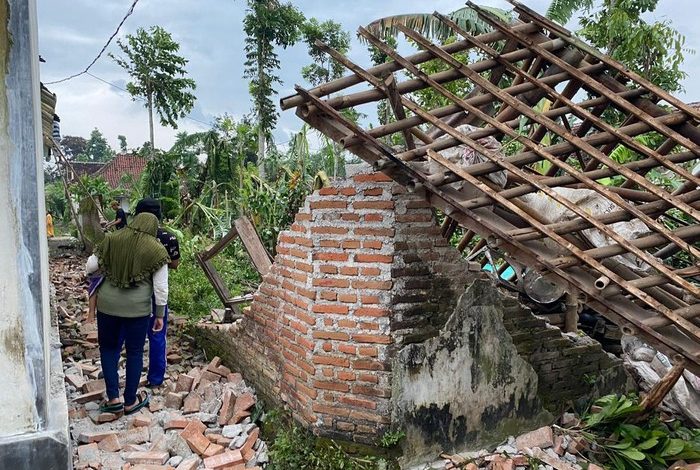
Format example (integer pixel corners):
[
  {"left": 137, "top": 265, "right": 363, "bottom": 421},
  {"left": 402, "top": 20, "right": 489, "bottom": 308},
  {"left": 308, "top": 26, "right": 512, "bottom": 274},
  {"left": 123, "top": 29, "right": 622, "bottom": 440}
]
[
  {"left": 52, "top": 254, "right": 269, "bottom": 470},
  {"left": 622, "top": 335, "right": 700, "bottom": 426}
]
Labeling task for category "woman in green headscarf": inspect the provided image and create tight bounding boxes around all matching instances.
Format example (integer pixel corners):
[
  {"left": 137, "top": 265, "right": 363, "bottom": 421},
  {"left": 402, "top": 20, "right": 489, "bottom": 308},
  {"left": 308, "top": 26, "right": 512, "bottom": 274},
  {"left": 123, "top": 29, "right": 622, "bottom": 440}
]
[{"left": 86, "top": 212, "right": 170, "bottom": 415}]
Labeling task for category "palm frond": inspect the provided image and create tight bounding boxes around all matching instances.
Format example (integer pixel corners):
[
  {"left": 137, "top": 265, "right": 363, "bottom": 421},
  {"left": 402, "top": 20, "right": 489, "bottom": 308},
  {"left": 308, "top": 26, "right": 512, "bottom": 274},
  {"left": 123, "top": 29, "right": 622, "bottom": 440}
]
[
  {"left": 545, "top": 0, "right": 594, "bottom": 25},
  {"left": 364, "top": 5, "right": 511, "bottom": 44}
]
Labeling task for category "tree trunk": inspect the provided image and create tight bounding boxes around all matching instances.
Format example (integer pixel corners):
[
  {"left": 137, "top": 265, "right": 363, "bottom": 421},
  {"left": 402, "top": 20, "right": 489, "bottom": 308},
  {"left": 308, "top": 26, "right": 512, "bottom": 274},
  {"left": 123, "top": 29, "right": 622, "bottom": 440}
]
[
  {"left": 147, "top": 91, "right": 155, "bottom": 157},
  {"left": 257, "top": 40, "right": 266, "bottom": 180}
]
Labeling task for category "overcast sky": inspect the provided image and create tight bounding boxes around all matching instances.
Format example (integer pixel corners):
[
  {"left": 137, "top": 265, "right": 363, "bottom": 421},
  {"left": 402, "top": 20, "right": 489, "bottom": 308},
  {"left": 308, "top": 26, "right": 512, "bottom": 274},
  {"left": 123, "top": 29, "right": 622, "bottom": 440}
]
[{"left": 37, "top": 0, "right": 700, "bottom": 152}]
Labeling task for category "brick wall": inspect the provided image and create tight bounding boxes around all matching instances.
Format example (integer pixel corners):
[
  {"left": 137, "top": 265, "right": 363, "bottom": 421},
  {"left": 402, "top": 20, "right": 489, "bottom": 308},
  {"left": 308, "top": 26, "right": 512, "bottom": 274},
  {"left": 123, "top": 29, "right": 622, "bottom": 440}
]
[{"left": 191, "top": 164, "right": 628, "bottom": 448}]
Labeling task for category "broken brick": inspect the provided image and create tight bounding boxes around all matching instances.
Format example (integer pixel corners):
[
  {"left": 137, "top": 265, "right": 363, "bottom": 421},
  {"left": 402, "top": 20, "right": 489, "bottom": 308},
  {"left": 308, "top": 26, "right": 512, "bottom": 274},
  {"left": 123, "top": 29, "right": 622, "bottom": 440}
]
[
  {"left": 202, "top": 443, "right": 224, "bottom": 457},
  {"left": 174, "top": 374, "right": 194, "bottom": 393},
  {"left": 202, "top": 449, "right": 244, "bottom": 469},
  {"left": 183, "top": 393, "right": 201, "bottom": 414},
  {"left": 123, "top": 451, "right": 169, "bottom": 465},
  {"left": 218, "top": 389, "right": 236, "bottom": 425}
]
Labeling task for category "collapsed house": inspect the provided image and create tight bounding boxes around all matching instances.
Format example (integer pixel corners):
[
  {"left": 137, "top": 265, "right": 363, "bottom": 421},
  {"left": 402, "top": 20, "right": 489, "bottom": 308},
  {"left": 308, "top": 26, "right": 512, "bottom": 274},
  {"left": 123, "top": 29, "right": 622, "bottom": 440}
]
[{"left": 197, "top": 0, "right": 700, "bottom": 464}]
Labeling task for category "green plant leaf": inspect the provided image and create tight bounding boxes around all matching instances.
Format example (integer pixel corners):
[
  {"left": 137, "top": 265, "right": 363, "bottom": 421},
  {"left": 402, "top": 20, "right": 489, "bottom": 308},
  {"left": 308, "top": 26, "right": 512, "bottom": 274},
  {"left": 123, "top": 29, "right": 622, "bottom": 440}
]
[
  {"left": 608, "top": 441, "right": 633, "bottom": 450},
  {"left": 661, "top": 439, "right": 686, "bottom": 457},
  {"left": 620, "top": 448, "right": 646, "bottom": 461},
  {"left": 637, "top": 437, "right": 659, "bottom": 450}
]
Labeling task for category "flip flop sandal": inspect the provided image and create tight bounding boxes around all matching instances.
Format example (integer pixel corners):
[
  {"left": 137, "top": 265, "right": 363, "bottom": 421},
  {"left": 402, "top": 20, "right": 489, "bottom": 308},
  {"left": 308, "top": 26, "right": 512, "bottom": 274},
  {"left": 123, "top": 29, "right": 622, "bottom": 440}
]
[
  {"left": 124, "top": 391, "right": 150, "bottom": 415},
  {"left": 99, "top": 401, "right": 124, "bottom": 413}
]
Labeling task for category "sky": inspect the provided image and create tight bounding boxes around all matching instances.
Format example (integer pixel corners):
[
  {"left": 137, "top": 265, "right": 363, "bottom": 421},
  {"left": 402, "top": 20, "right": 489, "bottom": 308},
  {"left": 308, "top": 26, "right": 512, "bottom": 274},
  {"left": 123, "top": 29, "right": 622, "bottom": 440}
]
[{"left": 37, "top": 0, "right": 700, "bottom": 152}]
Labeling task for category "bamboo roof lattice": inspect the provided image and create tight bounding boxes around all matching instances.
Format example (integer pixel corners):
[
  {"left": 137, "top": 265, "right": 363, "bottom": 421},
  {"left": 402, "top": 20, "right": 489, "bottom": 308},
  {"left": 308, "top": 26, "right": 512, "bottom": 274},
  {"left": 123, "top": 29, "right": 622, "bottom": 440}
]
[{"left": 281, "top": 1, "right": 700, "bottom": 374}]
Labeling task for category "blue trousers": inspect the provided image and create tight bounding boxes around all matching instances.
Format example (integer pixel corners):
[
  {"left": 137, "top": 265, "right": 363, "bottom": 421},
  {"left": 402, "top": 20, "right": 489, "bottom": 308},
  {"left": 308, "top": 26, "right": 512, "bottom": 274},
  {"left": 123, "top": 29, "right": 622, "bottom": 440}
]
[
  {"left": 97, "top": 312, "right": 149, "bottom": 406},
  {"left": 147, "top": 301, "right": 168, "bottom": 386}
]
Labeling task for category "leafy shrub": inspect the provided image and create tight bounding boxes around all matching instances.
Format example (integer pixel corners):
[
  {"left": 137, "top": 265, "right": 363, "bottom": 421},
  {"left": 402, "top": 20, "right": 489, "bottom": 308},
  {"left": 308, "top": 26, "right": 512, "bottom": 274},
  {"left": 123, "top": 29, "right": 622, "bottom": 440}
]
[{"left": 582, "top": 394, "right": 700, "bottom": 469}]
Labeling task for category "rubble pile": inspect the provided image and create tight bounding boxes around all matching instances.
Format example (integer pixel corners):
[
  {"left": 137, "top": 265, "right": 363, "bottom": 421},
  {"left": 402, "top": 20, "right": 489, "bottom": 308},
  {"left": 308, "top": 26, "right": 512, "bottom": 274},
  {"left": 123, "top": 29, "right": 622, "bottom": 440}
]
[
  {"left": 622, "top": 335, "right": 700, "bottom": 426},
  {"left": 52, "top": 255, "right": 269, "bottom": 470},
  {"left": 420, "top": 421, "right": 600, "bottom": 470}
]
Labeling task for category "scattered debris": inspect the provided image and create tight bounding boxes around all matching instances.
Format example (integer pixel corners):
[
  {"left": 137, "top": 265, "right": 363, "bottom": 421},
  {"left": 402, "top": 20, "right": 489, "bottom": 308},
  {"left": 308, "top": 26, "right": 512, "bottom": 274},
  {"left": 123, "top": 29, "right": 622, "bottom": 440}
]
[{"left": 52, "top": 254, "right": 268, "bottom": 469}]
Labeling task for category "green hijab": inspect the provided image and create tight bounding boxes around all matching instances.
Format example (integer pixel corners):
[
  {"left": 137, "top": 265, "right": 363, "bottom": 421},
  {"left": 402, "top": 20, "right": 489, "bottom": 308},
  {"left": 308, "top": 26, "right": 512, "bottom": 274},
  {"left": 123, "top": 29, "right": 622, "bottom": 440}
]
[{"left": 95, "top": 212, "right": 170, "bottom": 288}]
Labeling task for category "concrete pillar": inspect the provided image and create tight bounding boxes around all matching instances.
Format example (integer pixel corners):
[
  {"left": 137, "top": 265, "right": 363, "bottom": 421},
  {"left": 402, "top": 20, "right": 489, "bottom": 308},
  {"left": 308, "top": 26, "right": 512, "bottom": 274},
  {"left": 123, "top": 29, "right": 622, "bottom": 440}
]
[{"left": 0, "top": 0, "right": 70, "bottom": 467}]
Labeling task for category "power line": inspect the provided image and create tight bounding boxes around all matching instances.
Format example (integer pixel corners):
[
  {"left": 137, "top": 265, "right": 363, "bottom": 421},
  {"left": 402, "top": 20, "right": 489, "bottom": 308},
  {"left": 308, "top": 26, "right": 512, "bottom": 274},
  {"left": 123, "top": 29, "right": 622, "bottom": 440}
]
[
  {"left": 45, "top": 0, "right": 140, "bottom": 85},
  {"left": 85, "top": 71, "right": 212, "bottom": 127}
]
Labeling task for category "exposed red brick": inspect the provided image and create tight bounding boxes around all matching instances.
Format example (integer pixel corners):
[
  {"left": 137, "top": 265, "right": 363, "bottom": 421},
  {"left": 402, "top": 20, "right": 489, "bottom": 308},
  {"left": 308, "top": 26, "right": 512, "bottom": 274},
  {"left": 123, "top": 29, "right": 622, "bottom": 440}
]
[
  {"left": 358, "top": 346, "right": 378, "bottom": 357},
  {"left": 358, "top": 373, "right": 379, "bottom": 384},
  {"left": 311, "top": 226, "right": 349, "bottom": 235},
  {"left": 314, "top": 380, "right": 350, "bottom": 392},
  {"left": 338, "top": 344, "right": 357, "bottom": 355},
  {"left": 355, "top": 227, "right": 394, "bottom": 237},
  {"left": 360, "top": 267, "right": 381, "bottom": 276},
  {"left": 363, "top": 188, "right": 383, "bottom": 196},
  {"left": 353, "top": 173, "right": 392, "bottom": 182},
  {"left": 355, "top": 307, "right": 389, "bottom": 317},
  {"left": 364, "top": 213, "right": 384, "bottom": 222},
  {"left": 310, "top": 200, "right": 347, "bottom": 209},
  {"left": 313, "top": 331, "right": 350, "bottom": 341},
  {"left": 362, "top": 240, "right": 383, "bottom": 249},
  {"left": 353, "top": 201, "right": 394, "bottom": 210},
  {"left": 312, "top": 355, "right": 350, "bottom": 367},
  {"left": 352, "top": 280, "right": 392, "bottom": 290},
  {"left": 341, "top": 213, "right": 361, "bottom": 222},
  {"left": 355, "top": 254, "right": 393, "bottom": 263},
  {"left": 338, "top": 319, "right": 357, "bottom": 328},
  {"left": 318, "top": 187, "right": 338, "bottom": 195},
  {"left": 338, "top": 293, "right": 357, "bottom": 303},
  {"left": 312, "top": 304, "right": 349, "bottom": 315},
  {"left": 320, "top": 265, "right": 338, "bottom": 274},
  {"left": 352, "top": 334, "right": 391, "bottom": 344},
  {"left": 337, "top": 370, "right": 357, "bottom": 381},
  {"left": 312, "top": 403, "right": 350, "bottom": 417},
  {"left": 339, "top": 187, "right": 356, "bottom": 196},
  {"left": 313, "top": 278, "right": 350, "bottom": 288},
  {"left": 319, "top": 239, "right": 341, "bottom": 248},
  {"left": 339, "top": 396, "right": 377, "bottom": 410},
  {"left": 313, "top": 252, "right": 348, "bottom": 261},
  {"left": 361, "top": 295, "right": 381, "bottom": 304},
  {"left": 320, "top": 291, "right": 337, "bottom": 301},
  {"left": 339, "top": 266, "right": 359, "bottom": 276},
  {"left": 341, "top": 240, "right": 360, "bottom": 249}
]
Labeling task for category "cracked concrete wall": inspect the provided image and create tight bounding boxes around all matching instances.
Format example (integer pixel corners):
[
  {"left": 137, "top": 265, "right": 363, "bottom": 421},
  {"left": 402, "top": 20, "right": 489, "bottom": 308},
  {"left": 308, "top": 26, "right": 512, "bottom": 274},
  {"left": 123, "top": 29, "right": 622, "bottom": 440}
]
[{"left": 392, "top": 277, "right": 552, "bottom": 467}]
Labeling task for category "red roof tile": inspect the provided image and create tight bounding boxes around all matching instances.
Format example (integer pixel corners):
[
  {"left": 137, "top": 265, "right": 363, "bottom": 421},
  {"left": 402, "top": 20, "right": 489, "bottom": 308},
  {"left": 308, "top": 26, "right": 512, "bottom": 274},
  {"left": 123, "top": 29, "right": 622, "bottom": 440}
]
[{"left": 97, "top": 154, "right": 147, "bottom": 189}]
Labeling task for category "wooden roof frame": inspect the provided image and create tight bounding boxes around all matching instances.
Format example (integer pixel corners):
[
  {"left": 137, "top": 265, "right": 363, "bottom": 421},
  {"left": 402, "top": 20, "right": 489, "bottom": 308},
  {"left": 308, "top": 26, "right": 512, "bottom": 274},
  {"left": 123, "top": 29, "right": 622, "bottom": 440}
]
[{"left": 281, "top": 1, "right": 700, "bottom": 374}]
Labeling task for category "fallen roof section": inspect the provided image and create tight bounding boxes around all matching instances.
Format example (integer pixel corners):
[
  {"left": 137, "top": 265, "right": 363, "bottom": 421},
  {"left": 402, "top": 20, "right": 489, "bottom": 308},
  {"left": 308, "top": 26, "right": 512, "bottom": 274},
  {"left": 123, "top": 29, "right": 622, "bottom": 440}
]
[{"left": 281, "top": 1, "right": 700, "bottom": 374}]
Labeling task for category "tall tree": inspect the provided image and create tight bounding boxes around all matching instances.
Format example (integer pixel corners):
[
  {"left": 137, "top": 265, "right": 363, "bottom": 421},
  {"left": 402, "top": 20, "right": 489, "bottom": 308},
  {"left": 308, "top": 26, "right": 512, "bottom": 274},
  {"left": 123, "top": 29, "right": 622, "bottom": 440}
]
[
  {"left": 117, "top": 134, "right": 128, "bottom": 153},
  {"left": 77, "top": 128, "right": 114, "bottom": 162},
  {"left": 243, "top": 0, "right": 305, "bottom": 178},
  {"left": 110, "top": 26, "right": 197, "bottom": 153},
  {"left": 300, "top": 19, "right": 350, "bottom": 86},
  {"left": 547, "top": 0, "right": 689, "bottom": 92},
  {"left": 60, "top": 135, "right": 88, "bottom": 159}
]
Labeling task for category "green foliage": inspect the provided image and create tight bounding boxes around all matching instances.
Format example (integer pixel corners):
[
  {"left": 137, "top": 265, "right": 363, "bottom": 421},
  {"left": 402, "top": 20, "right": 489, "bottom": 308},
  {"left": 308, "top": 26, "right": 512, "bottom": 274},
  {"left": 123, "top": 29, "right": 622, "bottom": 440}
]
[
  {"left": 44, "top": 181, "right": 68, "bottom": 222},
  {"left": 243, "top": 0, "right": 305, "bottom": 139},
  {"left": 117, "top": 135, "right": 128, "bottom": 153},
  {"left": 69, "top": 175, "right": 115, "bottom": 210},
  {"left": 363, "top": 5, "right": 510, "bottom": 43},
  {"left": 168, "top": 233, "right": 260, "bottom": 321},
  {"left": 582, "top": 394, "right": 700, "bottom": 469},
  {"left": 265, "top": 413, "right": 381, "bottom": 470},
  {"left": 61, "top": 135, "right": 88, "bottom": 160},
  {"left": 548, "top": 0, "right": 692, "bottom": 92},
  {"left": 110, "top": 26, "right": 197, "bottom": 147},
  {"left": 300, "top": 18, "right": 350, "bottom": 86},
  {"left": 75, "top": 128, "right": 114, "bottom": 162},
  {"left": 378, "top": 430, "right": 405, "bottom": 448}
]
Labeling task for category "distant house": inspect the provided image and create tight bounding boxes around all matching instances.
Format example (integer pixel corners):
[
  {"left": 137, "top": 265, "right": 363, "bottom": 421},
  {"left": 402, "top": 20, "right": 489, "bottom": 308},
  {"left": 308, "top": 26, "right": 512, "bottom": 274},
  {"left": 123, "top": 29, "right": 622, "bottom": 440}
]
[{"left": 96, "top": 153, "right": 148, "bottom": 212}]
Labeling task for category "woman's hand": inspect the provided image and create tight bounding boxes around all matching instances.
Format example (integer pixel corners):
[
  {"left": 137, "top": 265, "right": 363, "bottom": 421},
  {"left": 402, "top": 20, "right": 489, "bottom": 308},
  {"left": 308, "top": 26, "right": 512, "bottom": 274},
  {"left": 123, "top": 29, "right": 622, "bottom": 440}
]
[{"left": 153, "top": 317, "right": 164, "bottom": 332}]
